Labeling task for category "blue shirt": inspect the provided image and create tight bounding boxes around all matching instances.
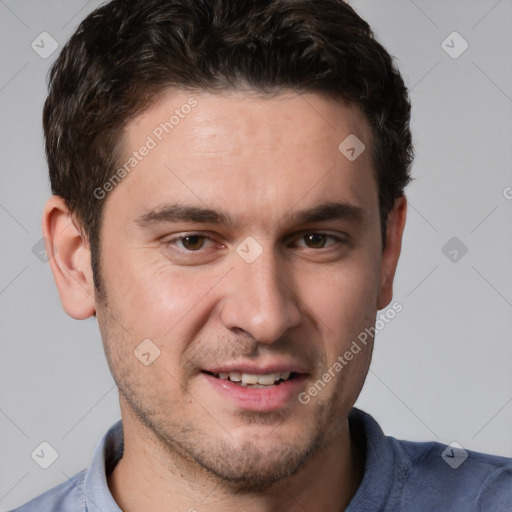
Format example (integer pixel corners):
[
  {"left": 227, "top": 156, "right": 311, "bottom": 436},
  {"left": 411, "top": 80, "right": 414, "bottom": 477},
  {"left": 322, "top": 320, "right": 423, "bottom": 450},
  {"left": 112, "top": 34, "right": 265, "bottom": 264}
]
[{"left": 10, "top": 408, "right": 512, "bottom": 511}]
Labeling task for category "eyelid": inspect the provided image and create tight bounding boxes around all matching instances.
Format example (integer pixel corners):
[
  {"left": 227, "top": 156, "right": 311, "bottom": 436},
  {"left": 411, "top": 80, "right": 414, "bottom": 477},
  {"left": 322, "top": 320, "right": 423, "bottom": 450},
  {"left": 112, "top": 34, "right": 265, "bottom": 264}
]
[
  {"left": 165, "top": 232, "right": 219, "bottom": 251},
  {"left": 164, "top": 231, "right": 348, "bottom": 253},
  {"left": 288, "top": 231, "right": 347, "bottom": 248}
]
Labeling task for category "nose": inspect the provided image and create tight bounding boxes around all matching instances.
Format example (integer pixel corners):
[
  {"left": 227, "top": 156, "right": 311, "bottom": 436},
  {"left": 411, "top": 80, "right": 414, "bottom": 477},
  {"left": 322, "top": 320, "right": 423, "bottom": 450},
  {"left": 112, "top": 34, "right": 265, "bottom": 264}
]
[{"left": 219, "top": 247, "right": 302, "bottom": 344}]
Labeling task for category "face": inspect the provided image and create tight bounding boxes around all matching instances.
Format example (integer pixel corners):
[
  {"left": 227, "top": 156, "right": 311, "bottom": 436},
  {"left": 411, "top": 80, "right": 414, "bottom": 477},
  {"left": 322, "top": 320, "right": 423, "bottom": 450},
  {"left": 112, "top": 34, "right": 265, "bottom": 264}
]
[{"left": 93, "top": 90, "right": 398, "bottom": 488}]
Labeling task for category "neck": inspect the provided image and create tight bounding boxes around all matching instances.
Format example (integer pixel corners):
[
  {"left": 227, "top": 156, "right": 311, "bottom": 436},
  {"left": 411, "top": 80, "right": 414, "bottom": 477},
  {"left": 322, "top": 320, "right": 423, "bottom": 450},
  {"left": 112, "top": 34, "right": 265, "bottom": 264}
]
[{"left": 108, "top": 407, "right": 364, "bottom": 512}]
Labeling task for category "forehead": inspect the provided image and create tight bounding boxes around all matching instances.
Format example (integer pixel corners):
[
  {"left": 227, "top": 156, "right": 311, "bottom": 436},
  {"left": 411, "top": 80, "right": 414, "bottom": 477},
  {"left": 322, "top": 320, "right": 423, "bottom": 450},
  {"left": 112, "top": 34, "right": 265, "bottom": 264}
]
[
  {"left": 109, "top": 89, "right": 378, "bottom": 230},
  {"left": 127, "top": 88, "right": 373, "bottom": 152}
]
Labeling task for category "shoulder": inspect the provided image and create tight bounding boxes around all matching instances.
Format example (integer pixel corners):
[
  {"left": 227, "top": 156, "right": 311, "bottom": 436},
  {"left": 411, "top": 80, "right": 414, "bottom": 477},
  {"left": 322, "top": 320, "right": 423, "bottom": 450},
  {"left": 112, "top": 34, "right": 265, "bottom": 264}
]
[
  {"left": 8, "top": 420, "right": 123, "bottom": 512},
  {"left": 349, "top": 408, "right": 512, "bottom": 511},
  {"left": 8, "top": 470, "right": 87, "bottom": 512},
  {"left": 394, "top": 437, "right": 512, "bottom": 511}
]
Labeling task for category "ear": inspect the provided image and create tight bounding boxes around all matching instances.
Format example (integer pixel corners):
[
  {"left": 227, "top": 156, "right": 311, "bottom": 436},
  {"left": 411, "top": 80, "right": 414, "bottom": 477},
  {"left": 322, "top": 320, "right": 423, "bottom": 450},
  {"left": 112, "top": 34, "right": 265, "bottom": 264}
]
[
  {"left": 376, "top": 196, "right": 407, "bottom": 310},
  {"left": 42, "top": 196, "right": 96, "bottom": 319}
]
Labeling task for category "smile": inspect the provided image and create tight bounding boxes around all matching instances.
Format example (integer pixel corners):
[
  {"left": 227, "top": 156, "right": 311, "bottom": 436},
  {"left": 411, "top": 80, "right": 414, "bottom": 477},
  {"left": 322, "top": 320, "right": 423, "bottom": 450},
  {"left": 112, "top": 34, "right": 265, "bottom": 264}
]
[
  {"left": 199, "top": 370, "right": 307, "bottom": 412},
  {"left": 203, "top": 370, "right": 295, "bottom": 387}
]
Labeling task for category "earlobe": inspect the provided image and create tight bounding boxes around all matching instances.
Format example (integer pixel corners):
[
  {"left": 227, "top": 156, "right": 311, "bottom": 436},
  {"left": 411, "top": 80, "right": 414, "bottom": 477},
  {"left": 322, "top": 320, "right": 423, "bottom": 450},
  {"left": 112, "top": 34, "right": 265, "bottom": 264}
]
[
  {"left": 42, "top": 196, "right": 97, "bottom": 319},
  {"left": 376, "top": 196, "right": 407, "bottom": 310}
]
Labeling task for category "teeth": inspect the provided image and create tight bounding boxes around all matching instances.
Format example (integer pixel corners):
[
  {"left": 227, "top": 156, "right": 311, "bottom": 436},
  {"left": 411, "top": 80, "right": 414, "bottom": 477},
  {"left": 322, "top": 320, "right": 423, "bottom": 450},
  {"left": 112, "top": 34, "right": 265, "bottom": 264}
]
[
  {"left": 241, "top": 373, "right": 259, "bottom": 385},
  {"left": 257, "top": 373, "right": 276, "bottom": 385},
  {"left": 214, "top": 371, "right": 293, "bottom": 386}
]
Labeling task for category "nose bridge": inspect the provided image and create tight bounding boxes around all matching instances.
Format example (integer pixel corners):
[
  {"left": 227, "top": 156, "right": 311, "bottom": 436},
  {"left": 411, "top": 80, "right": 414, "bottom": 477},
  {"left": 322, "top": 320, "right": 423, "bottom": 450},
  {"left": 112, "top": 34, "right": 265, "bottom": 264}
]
[{"left": 220, "top": 242, "right": 301, "bottom": 343}]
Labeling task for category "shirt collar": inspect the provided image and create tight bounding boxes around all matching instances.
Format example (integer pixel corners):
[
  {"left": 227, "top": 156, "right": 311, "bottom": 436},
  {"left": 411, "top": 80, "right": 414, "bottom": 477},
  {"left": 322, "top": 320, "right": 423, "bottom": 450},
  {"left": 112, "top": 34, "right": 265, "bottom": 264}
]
[
  {"left": 83, "top": 419, "right": 124, "bottom": 512},
  {"left": 347, "top": 407, "right": 407, "bottom": 509}
]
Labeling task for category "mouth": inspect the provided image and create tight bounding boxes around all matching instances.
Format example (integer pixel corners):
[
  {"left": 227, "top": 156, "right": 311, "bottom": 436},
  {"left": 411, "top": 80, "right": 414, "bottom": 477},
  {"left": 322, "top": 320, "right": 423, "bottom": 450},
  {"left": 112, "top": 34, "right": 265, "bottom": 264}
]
[
  {"left": 199, "top": 367, "right": 307, "bottom": 412},
  {"left": 201, "top": 370, "right": 298, "bottom": 388}
]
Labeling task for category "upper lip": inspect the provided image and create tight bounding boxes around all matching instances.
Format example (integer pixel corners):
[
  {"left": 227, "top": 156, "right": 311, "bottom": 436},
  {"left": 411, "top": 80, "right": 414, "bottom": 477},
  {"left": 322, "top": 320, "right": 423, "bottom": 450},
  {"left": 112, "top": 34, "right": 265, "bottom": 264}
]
[{"left": 202, "top": 361, "right": 309, "bottom": 375}]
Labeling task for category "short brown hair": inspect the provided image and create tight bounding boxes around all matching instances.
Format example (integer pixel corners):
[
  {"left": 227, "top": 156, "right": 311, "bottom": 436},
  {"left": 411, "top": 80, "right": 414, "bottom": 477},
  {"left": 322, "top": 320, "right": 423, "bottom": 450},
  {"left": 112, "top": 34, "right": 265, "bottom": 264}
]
[{"left": 43, "top": 0, "right": 414, "bottom": 297}]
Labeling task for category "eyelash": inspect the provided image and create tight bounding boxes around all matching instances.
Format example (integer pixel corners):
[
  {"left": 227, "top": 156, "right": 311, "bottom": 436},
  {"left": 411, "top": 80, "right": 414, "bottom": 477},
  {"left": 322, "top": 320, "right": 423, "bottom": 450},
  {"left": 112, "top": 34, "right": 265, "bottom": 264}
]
[{"left": 165, "top": 232, "right": 346, "bottom": 252}]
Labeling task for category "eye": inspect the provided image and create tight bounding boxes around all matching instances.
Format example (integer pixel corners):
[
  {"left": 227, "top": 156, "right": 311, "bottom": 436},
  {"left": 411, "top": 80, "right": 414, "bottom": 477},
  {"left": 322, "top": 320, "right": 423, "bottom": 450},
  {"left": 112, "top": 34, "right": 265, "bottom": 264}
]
[
  {"left": 166, "top": 234, "right": 215, "bottom": 252},
  {"left": 293, "top": 232, "right": 345, "bottom": 249}
]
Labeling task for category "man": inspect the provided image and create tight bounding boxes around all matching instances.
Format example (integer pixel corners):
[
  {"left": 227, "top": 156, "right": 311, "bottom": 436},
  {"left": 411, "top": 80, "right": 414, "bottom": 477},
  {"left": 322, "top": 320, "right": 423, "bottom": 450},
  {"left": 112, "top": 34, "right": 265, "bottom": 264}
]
[{"left": 11, "top": 0, "right": 511, "bottom": 510}]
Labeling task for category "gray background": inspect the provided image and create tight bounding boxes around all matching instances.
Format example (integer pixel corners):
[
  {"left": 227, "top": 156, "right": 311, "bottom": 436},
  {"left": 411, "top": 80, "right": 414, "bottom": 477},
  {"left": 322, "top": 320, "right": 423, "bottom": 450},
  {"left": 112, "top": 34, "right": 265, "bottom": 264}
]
[{"left": 1, "top": 0, "right": 511, "bottom": 509}]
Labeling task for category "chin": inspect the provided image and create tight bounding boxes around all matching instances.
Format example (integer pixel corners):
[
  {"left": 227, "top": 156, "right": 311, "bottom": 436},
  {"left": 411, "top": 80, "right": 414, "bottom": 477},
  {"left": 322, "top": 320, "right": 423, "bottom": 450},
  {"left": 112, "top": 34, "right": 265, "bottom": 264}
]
[{"left": 192, "top": 436, "right": 321, "bottom": 492}]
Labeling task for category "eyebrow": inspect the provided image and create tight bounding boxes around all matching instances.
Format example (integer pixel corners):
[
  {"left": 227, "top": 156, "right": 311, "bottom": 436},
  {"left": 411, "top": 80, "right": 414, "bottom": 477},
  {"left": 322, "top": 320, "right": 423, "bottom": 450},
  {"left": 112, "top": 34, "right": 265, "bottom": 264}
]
[
  {"left": 135, "top": 203, "right": 234, "bottom": 227},
  {"left": 134, "top": 200, "right": 365, "bottom": 229}
]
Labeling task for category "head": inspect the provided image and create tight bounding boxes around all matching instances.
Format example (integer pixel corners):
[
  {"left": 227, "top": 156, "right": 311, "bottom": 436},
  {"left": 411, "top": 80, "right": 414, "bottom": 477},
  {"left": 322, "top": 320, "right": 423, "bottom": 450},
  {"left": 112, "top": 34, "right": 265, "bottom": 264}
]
[{"left": 43, "top": 0, "right": 412, "bottom": 490}]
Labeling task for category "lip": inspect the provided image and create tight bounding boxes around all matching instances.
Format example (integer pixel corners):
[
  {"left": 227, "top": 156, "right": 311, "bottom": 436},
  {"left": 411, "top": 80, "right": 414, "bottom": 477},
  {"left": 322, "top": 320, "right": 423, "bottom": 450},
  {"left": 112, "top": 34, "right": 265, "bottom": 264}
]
[
  {"left": 202, "top": 361, "right": 309, "bottom": 375},
  {"left": 199, "top": 371, "right": 307, "bottom": 412}
]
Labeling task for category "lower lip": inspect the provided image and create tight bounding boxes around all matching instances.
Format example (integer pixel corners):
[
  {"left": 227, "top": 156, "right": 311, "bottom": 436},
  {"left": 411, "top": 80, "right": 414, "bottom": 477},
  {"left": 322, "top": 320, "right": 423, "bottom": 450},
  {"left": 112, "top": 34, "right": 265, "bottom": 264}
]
[{"left": 200, "top": 372, "right": 307, "bottom": 412}]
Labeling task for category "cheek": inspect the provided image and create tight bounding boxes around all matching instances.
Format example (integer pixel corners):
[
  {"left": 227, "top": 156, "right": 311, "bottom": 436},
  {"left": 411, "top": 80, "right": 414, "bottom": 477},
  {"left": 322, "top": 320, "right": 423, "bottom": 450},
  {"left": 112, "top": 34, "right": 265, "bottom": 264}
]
[
  {"left": 306, "top": 257, "right": 379, "bottom": 324},
  {"left": 102, "top": 245, "right": 187, "bottom": 323},
  {"left": 101, "top": 245, "right": 229, "bottom": 362},
  {"left": 302, "top": 257, "right": 380, "bottom": 366}
]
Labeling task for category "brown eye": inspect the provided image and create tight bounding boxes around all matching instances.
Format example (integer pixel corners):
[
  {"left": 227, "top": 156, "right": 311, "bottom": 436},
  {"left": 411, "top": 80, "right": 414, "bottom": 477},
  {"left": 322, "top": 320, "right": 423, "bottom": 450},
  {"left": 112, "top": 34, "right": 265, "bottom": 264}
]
[
  {"left": 166, "top": 234, "right": 214, "bottom": 252},
  {"left": 178, "top": 235, "right": 206, "bottom": 251},
  {"left": 304, "top": 233, "right": 328, "bottom": 248},
  {"left": 294, "top": 233, "right": 342, "bottom": 249}
]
